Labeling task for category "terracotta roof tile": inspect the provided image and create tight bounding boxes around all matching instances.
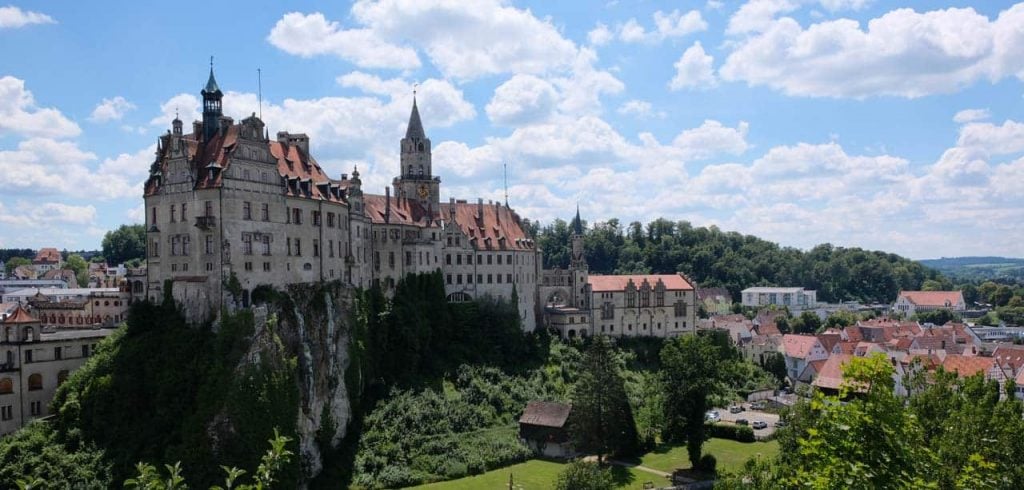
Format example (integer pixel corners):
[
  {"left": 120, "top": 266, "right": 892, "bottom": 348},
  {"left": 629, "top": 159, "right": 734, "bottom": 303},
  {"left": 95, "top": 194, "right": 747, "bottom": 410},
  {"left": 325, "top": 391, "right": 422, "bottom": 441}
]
[
  {"left": 898, "top": 291, "right": 964, "bottom": 308},
  {"left": 941, "top": 355, "right": 995, "bottom": 378},
  {"left": 363, "top": 194, "right": 435, "bottom": 227},
  {"left": 440, "top": 201, "right": 535, "bottom": 251},
  {"left": 2, "top": 305, "right": 38, "bottom": 324},
  {"left": 587, "top": 274, "right": 693, "bottom": 293},
  {"left": 33, "top": 248, "right": 60, "bottom": 264},
  {"left": 783, "top": 334, "right": 823, "bottom": 359},
  {"left": 813, "top": 354, "right": 854, "bottom": 390}
]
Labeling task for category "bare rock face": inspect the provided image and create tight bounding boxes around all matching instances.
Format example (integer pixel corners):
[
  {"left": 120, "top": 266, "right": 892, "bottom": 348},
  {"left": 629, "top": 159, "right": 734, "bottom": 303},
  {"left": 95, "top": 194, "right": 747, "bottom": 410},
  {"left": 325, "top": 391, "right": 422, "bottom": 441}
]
[{"left": 258, "top": 283, "right": 355, "bottom": 485}]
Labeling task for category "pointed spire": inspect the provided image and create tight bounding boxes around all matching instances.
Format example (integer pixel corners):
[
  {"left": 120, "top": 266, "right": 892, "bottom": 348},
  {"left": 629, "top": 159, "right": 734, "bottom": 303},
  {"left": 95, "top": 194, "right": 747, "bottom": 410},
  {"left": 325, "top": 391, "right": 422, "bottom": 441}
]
[
  {"left": 203, "top": 56, "right": 221, "bottom": 95},
  {"left": 572, "top": 204, "right": 583, "bottom": 234},
  {"left": 405, "top": 94, "right": 425, "bottom": 140}
]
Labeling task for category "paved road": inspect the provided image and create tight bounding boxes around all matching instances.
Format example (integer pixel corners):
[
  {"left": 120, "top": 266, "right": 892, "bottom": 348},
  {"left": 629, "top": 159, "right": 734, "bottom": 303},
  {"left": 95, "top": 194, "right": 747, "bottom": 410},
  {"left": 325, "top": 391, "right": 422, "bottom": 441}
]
[{"left": 710, "top": 406, "right": 780, "bottom": 438}]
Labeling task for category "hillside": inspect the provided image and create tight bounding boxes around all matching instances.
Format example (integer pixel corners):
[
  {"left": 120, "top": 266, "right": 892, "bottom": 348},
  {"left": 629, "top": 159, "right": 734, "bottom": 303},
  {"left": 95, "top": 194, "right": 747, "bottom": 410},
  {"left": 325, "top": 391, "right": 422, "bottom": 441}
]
[
  {"left": 919, "top": 256, "right": 1024, "bottom": 283},
  {"left": 534, "top": 217, "right": 946, "bottom": 304}
]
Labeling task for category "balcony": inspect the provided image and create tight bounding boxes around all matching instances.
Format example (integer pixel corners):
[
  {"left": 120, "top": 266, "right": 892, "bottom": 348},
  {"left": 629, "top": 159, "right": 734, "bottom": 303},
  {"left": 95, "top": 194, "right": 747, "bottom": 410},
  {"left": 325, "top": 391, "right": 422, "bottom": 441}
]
[{"left": 195, "top": 215, "right": 216, "bottom": 230}]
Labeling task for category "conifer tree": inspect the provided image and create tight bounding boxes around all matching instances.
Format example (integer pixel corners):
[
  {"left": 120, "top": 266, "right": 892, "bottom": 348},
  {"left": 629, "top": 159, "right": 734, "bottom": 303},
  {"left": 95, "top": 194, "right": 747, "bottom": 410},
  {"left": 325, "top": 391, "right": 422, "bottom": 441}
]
[{"left": 569, "top": 336, "right": 639, "bottom": 462}]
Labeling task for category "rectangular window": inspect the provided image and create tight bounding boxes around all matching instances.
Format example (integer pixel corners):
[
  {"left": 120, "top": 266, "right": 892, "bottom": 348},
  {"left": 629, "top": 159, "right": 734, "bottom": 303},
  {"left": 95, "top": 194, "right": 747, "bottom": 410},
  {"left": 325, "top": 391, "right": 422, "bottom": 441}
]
[
  {"left": 82, "top": 345, "right": 90, "bottom": 357},
  {"left": 151, "top": 207, "right": 157, "bottom": 225},
  {"left": 467, "top": 274, "right": 473, "bottom": 284},
  {"left": 1, "top": 406, "right": 11, "bottom": 421},
  {"left": 405, "top": 251, "right": 412, "bottom": 266},
  {"left": 30, "top": 401, "right": 41, "bottom": 416},
  {"left": 263, "top": 262, "right": 271, "bottom": 272},
  {"left": 313, "top": 211, "right": 321, "bottom": 226},
  {"left": 497, "top": 274, "right": 503, "bottom": 284},
  {"left": 182, "top": 235, "right": 190, "bottom": 256},
  {"left": 446, "top": 254, "right": 452, "bottom": 265},
  {"left": 446, "top": 274, "right": 452, "bottom": 285},
  {"left": 244, "top": 262, "right": 253, "bottom": 271},
  {"left": 243, "top": 202, "right": 252, "bottom": 220},
  {"left": 457, "top": 274, "right": 463, "bottom": 284},
  {"left": 150, "top": 239, "right": 159, "bottom": 258},
  {"left": 181, "top": 203, "right": 187, "bottom": 221},
  {"left": 488, "top": 274, "right": 493, "bottom": 284},
  {"left": 477, "top": 254, "right": 483, "bottom": 264},
  {"left": 456, "top": 254, "right": 462, "bottom": 265},
  {"left": 25, "top": 350, "right": 33, "bottom": 363},
  {"left": 389, "top": 252, "right": 395, "bottom": 269},
  {"left": 292, "top": 208, "right": 302, "bottom": 224},
  {"left": 242, "top": 234, "right": 253, "bottom": 255},
  {"left": 295, "top": 238, "right": 302, "bottom": 256},
  {"left": 374, "top": 251, "right": 381, "bottom": 271},
  {"left": 287, "top": 237, "right": 292, "bottom": 256},
  {"left": 497, "top": 254, "right": 502, "bottom": 265},
  {"left": 327, "top": 212, "right": 335, "bottom": 228},
  {"left": 170, "top": 204, "right": 176, "bottom": 222},
  {"left": 487, "top": 255, "right": 493, "bottom": 265},
  {"left": 507, "top": 254, "right": 512, "bottom": 264},
  {"left": 205, "top": 201, "right": 213, "bottom": 217},
  {"left": 206, "top": 262, "right": 213, "bottom": 271},
  {"left": 261, "top": 203, "right": 269, "bottom": 221},
  {"left": 329, "top": 240, "right": 335, "bottom": 258},
  {"left": 506, "top": 274, "right": 512, "bottom": 283},
  {"left": 286, "top": 207, "right": 291, "bottom": 224},
  {"left": 205, "top": 235, "right": 213, "bottom": 255},
  {"left": 262, "top": 235, "right": 271, "bottom": 256},
  {"left": 477, "top": 274, "right": 483, "bottom": 283},
  {"left": 54, "top": 347, "right": 62, "bottom": 360}
]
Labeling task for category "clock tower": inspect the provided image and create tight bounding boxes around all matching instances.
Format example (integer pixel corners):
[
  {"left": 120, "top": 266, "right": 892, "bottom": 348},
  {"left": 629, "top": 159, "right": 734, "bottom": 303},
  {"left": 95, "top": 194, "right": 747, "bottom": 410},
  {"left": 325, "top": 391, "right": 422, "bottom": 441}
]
[{"left": 394, "top": 95, "right": 440, "bottom": 213}]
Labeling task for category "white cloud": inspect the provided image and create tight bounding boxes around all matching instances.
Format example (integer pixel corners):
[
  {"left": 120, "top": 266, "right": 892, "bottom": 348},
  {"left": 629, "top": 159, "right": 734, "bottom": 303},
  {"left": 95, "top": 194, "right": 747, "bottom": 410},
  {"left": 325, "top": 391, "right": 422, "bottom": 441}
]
[
  {"left": 952, "top": 108, "right": 991, "bottom": 123},
  {"left": 486, "top": 74, "right": 558, "bottom": 126},
  {"left": 90, "top": 96, "right": 136, "bottom": 122},
  {"left": 0, "top": 138, "right": 140, "bottom": 200},
  {"left": 721, "top": 5, "right": 1024, "bottom": 98},
  {"left": 670, "top": 41, "right": 717, "bottom": 90},
  {"left": 706, "top": 1, "right": 725, "bottom": 11},
  {"left": 956, "top": 120, "right": 1024, "bottom": 156},
  {"left": 0, "top": 76, "right": 80, "bottom": 138},
  {"left": 271, "top": 1, "right": 579, "bottom": 80},
  {"left": 672, "top": 120, "right": 750, "bottom": 159},
  {"left": 551, "top": 48, "right": 625, "bottom": 116},
  {"left": 617, "top": 10, "right": 707, "bottom": 43},
  {"left": 617, "top": 100, "right": 665, "bottom": 119},
  {"left": 267, "top": 12, "right": 420, "bottom": 70},
  {"left": 150, "top": 93, "right": 200, "bottom": 127},
  {"left": 587, "top": 22, "right": 614, "bottom": 46},
  {"left": 0, "top": 6, "right": 55, "bottom": 29}
]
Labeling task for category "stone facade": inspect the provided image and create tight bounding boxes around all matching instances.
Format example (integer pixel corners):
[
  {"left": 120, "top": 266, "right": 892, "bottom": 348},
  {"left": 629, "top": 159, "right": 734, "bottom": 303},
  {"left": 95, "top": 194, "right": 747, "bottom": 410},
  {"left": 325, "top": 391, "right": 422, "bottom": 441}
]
[
  {"left": 540, "top": 210, "right": 697, "bottom": 338},
  {"left": 0, "top": 306, "right": 113, "bottom": 435},
  {"left": 143, "top": 70, "right": 539, "bottom": 330}
]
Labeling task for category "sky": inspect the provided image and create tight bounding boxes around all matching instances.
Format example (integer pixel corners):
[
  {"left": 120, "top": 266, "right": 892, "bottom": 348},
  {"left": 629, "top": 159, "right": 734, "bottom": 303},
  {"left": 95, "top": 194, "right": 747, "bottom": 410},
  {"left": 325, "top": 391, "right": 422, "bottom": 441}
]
[{"left": 0, "top": 0, "right": 1022, "bottom": 260}]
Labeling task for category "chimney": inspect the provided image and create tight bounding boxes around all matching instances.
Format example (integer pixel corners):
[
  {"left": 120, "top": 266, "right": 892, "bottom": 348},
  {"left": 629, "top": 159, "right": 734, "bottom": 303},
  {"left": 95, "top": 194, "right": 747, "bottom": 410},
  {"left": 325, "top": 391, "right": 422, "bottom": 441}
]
[
  {"left": 277, "top": 131, "right": 290, "bottom": 146},
  {"left": 385, "top": 187, "right": 391, "bottom": 224},
  {"left": 477, "top": 198, "right": 483, "bottom": 220},
  {"left": 495, "top": 201, "right": 501, "bottom": 223}
]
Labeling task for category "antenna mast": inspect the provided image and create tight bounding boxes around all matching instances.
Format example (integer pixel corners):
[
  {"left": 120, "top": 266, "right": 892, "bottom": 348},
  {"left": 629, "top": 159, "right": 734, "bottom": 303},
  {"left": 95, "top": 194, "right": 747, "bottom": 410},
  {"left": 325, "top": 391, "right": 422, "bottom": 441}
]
[
  {"left": 503, "top": 161, "right": 509, "bottom": 207},
  {"left": 257, "top": 68, "right": 263, "bottom": 120}
]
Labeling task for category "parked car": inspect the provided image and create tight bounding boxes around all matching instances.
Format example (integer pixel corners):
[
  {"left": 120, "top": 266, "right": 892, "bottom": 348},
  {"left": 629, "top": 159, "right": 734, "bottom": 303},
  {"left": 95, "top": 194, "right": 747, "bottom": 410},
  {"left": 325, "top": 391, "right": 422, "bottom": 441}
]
[
  {"left": 774, "top": 420, "right": 787, "bottom": 428},
  {"left": 752, "top": 420, "right": 768, "bottom": 430},
  {"left": 750, "top": 401, "right": 767, "bottom": 410},
  {"left": 729, "top": 405, "right": 744, "bottom": 414},
  {"left": 735, "top": 418, "right": 748, "bottom": 426},
  {"left": 705, "top": 410, "right": 720, "bottom": 422}
]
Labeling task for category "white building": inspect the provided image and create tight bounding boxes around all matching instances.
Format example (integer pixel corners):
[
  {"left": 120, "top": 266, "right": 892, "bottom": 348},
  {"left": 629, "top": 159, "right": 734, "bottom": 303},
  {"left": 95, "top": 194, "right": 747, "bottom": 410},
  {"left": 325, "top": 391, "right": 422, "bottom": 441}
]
[
  {"left": 781, "top": 334, "right": 829, "bottom": 381},
  {"left": 741, "top": 287, "right": 817, "bottom": 311},
  {"left": 0, "top": 306, "right": 113, "bottom": 435},
  {"left": 892, "top": 291, "right": 965, "bottom": 317}
]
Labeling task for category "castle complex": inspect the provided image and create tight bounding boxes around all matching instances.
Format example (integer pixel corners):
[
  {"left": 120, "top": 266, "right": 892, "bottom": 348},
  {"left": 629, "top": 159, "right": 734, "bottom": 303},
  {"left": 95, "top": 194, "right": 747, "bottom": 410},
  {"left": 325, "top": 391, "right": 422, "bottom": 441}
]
[{"left": 141, "top": 68, "right": 696, "bottom": 337}]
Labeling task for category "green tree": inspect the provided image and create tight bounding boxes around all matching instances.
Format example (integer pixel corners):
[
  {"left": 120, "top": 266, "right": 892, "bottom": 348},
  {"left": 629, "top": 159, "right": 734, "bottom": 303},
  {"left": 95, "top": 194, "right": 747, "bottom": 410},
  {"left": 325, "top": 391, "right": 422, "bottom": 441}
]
[
  {"left": 760, "top": 352, "right": 787, "bottom": 385},
  {"left": 823, "top": 310, "right": 857, "bottom": 329},
  {"left": 554, "top": 461, "right": 613, "bottom": 490},
  {"left": 101, "top": 224, "right": 146, "bottom": 265},
  {"left": 922, "top": 279, "right": 944, "bottom": 291},
  {"left": 570, "top": 336, "right": 640, "bottom": 461},
  {"left": 4, "top": 256, "right": 31, "bottom": 275},
  {"left": 66, "top": 253, "right": 90, "bottom": 287},
  {"left": 914, "top": 309, "right": 959, "bottom": 325},
  {"left": 661, "top": 334, "right": 721, "bottom": 467}
]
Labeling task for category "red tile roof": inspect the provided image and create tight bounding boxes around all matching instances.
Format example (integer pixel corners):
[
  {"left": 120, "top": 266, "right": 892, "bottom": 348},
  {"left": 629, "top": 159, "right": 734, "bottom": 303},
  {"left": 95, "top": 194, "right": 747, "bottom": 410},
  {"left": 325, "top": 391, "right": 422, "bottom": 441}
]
[
  {"left": 941, "top": 355, "right": 995, "bottom": 378},
  {"left": 817, "top": 333, "right": 841, "bottom": 353},
  {"left": 441, "top": 201, "right": 535, "bottom": 251},
  {"left": 992, "top": 345, "right": 1024, "bottom": 372},
  {"left": 783, "top": 334, "right": 823, "bottom": 359},
  {"left": 813, "top": 354, "right": 854, "bottom": 391},
  {"left": 587, "top": 274, "right": 694, "bottom": 293},
  {"left": 898, "top": 291, "right": 964, "bottom": 307},
  {"left": 33, "top": 248, "right": 60, "bottom": 264},
  {"left": 757, "top": 322, "right": 781, "bottom": 336},
  {"left": 363, "top": 194, "right": 435, "bottom": 227},
  {"left": 2, "top": 305, "right": 39, "bottom": 324}
]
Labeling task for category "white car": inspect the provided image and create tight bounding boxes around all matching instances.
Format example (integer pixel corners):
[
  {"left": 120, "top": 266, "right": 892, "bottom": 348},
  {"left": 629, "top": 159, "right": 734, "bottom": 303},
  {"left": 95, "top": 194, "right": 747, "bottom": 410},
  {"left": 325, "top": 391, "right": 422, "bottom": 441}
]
[{"left": 705, "top": 410, "right": 720, "bottom": 422}]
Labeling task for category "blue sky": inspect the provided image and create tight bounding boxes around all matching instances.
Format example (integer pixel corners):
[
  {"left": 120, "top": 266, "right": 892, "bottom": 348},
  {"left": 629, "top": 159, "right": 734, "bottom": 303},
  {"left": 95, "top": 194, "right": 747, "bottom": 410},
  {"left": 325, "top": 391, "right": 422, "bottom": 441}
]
[{"left": 1, "top": 1, "right": 1022, "bottom": 259}]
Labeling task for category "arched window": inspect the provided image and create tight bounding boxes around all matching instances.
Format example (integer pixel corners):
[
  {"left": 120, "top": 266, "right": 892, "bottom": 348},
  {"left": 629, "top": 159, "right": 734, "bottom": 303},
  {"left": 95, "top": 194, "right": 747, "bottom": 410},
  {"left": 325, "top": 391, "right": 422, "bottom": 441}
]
[
  {"left": 0, "top": 377, "right": 12, "bottom": 394},
  {"left": 57, "top": 370, "right": 69, "bottom": 386},
  {"left": 28, "top": 373, "right": 42, "bottom": 391}
]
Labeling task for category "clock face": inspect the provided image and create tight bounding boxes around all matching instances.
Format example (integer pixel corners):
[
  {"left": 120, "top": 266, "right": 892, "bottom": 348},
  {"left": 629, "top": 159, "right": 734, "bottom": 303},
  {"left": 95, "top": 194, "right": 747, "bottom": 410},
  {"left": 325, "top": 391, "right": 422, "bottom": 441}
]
[{"left": 417, "top": 184, "right": 429, "bottom": 199}]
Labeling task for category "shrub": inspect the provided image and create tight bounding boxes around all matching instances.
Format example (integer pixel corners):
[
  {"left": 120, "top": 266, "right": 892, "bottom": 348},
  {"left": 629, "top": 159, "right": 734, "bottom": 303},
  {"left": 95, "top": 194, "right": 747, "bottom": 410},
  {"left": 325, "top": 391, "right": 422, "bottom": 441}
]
[
  {"left": 706, "top": 422, "right": 755, "bottom": 442},
  {"left": 695, "top": 454, "right": 718, "bottom": 473},
  {"left": 554, "top": 461, "right": 613, "bottom": 490}
]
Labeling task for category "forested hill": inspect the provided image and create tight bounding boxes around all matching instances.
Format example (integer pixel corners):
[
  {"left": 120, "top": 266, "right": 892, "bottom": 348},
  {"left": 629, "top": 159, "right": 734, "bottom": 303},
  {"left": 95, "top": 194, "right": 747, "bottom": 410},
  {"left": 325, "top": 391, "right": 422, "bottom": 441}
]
[
  {"left": 532, "top": 218, "right": 945, "bottom": 304},
  {"left": 919, "top": 256, "right": 1024, "bottom": 283}
]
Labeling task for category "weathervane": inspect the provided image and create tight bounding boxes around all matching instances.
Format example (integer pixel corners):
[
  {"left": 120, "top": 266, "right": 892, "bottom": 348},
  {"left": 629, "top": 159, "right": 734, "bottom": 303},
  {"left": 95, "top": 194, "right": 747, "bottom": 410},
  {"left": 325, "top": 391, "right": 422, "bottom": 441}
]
[{"left": 413, "top": 82, "right": 419, "bottom": 99}]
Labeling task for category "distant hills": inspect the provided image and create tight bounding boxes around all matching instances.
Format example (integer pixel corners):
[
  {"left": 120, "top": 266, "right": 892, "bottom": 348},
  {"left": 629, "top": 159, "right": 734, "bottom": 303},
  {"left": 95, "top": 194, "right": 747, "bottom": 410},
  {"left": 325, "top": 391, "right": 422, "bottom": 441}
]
[{"left": 919, "top": 256, "right": 1024, "bottom": 282}]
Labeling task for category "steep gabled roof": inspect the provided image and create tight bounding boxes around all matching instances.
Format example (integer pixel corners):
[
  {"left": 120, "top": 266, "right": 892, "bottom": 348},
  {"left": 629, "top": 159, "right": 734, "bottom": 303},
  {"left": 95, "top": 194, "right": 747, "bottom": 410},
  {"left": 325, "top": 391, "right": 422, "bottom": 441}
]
[
  {"left": 519, "top": 401, "right": 571, "bottom": 428},
  {"left": 405, "top": 98, "right": 425, "bottom": 140},
  {"left": 783, "top": 334, "right": 823, "bottom": 359},
  {"left": 2, "top": 305, "right": 38, "bottom": 324},
  {"left": 440, "top": 201, "right": 536, "bottom": 251},
  {"left": 813, "top": 354, "right": 854, "bottom": 391}
]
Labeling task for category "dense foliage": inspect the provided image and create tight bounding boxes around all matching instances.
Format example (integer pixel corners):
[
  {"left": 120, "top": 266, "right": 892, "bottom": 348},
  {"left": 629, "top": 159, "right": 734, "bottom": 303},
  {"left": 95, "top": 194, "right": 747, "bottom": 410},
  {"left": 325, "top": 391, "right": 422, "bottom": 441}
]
[
  {"left": 661, "top": 333, "right": 722, "bottom": 467},
  {"left": 554, "top": 461, "right": 614, "bottom": 490},
  {"left": 721, "top": 354, "right": 1024, "bottom": 489},
  {"left": 536, "top": 217, "right": 943, "bottom": 303},
  {"left": 0, "top": 296, "right": 303, "bottom": 488},
  {"left": 920, "top": 257, "right": 1024, "bottom": 284},
  {"left": 0, "top": 422, "right": 111, "bottom": 488},
  {"left": 100, "top": 223, "right": 147, "bottom": 266},
  {"left": 570, "top": 336, "right": 640, "bottom": 461}
]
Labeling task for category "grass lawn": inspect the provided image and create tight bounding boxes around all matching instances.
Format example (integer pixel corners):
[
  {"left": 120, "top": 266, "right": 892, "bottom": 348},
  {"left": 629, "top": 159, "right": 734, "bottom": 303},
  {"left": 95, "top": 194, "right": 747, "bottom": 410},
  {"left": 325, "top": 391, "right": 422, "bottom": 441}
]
[
  {"left": 412, "top": 459, "right": 671, "bottom": 489},
  {"left": 637, "top": 438, "right": 779, "bottom": 474}
]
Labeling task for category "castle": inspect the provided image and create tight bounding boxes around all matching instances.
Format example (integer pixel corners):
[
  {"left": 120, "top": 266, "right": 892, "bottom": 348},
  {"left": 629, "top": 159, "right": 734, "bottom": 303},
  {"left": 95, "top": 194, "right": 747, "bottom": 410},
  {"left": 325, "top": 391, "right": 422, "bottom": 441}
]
[{"left": 141, "top": 67, "right": 696, "bottom": 337}]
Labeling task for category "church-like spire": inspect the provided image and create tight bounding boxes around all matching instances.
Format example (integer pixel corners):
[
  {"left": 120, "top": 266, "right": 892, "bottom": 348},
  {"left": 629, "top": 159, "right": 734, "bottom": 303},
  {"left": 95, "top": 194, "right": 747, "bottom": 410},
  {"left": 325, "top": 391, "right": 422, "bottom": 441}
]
[
  {"left": 203, "top": 57, "right": 222, "bottom": 95},
  {"left": 201, "top": 57, "right": 223, "bottom": 141},
  {"left": 572, "top": 204, "right": 583, "bottom": 235},
  {"left": 405, "top": 96, "right": 425, "bottom": 140}
]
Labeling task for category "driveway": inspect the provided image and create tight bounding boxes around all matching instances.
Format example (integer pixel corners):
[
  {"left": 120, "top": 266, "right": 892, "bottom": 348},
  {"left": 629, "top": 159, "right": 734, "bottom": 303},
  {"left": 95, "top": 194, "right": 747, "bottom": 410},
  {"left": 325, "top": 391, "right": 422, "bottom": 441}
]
[{"left": 714, "top": 406, "right": 780, "bottom": 438}]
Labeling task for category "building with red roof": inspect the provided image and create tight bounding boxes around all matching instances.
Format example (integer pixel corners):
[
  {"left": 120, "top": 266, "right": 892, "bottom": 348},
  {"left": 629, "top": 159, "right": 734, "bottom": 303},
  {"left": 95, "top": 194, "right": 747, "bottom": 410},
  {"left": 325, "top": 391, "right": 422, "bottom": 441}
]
[
  {"left": 893, "top": 291, "right": 965, "bottom": 317},
  {"left": 143, "top": 68, "right": 540, "bottom": 328}
]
